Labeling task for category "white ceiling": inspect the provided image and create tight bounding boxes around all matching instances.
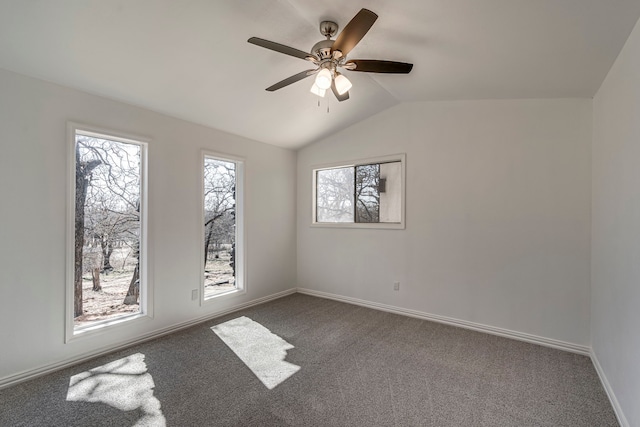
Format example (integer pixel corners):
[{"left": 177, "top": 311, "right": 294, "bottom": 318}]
[{"left": 1, "top": 1, "right": 639, "bottom": 149}]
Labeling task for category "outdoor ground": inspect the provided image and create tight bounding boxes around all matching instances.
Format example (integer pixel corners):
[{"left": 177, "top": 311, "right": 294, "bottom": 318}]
[
  {"left": 204, "top": 251, "right": 235, "bottom": 298},
  {"left": 74, "top": 271, "right": 140, "bottom": 327},
  {"left": 75, "top": 248, "right": 235, "bottom": 328}
]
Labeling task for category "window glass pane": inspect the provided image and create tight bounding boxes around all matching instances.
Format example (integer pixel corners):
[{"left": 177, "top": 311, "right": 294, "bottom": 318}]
[
  {"left": 379, "top": 161, "right": 402, "bottom": 223},
  {"left": 74, "top": 134, "right": 143, "bottom": 329},
  {"left": 204, "top": 157, "right": 237, "bottom": 298},
  {"left": 313, "top": 157, "right": 404, "bottom": 226},
  {"left": 355, "top": 164, "right": 380, "bottom": 223},
  {"left": 316, "top": 167, "right": 354, "bottom": 222}
]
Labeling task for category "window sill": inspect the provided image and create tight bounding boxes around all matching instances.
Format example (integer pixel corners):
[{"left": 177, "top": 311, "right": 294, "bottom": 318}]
[
  {"left": 203, "top": 287, "right": 246, "bottom": 304},
  {"left": 310, "top": 222, "right": 405, "bottom": 230},
  {"left": 67, "top": 312, "right": 151, "bottom": 343}
]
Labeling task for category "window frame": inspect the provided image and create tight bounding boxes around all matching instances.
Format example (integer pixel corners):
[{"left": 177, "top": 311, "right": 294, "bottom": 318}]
[
  {"left": 200, "top": 150, "right": 246, "bottom": 303},
  {"left": 65, "top": 122, "right": 152, "bottom": 343},
  {"left": 311, "top": 153, "right": 406, "bottom": 229}
]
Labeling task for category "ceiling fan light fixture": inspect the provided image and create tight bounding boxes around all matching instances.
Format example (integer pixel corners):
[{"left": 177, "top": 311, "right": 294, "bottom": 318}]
[
  {"left": 315, "top": 68, "right": 332, "bottom": 90},
  {"left": 334, "top": 73, "right": 352, "bottom": 95},
  {"left": 310, "top": 83, "right": 326, "bottom": 97},
  {"left": 248, "top": 8, "right": 413, "bottom": 103}
]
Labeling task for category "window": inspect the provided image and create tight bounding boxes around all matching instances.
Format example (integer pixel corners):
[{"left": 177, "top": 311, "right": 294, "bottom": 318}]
[
  {"left": 202, "top": 153, "right": 244, "bottom": 300},
  {"left": 313, "top": 154, "right": 405, "bottom": 228},
  {"left": 67, "top": 124, "right": 149, "bottom": 340}
]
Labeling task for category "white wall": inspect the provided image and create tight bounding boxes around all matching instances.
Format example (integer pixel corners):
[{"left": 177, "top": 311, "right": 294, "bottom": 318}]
[
  {"left": 592, "top": 16, "right": 640, "bottom": 427},
  {"left": 297, "top": 98, "right": 592, "bottom": 346},
  {"left": 0, "top": 68, "right": 296, "bottom": 382}
]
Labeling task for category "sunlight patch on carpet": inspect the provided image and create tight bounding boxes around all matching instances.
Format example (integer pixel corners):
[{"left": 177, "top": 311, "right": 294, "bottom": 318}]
[
  {"left": 66, "top": 353, "right": 166, "bottom": 426},
  {"left": 211, "top": 316, "right": 300, "bottom": 389}
]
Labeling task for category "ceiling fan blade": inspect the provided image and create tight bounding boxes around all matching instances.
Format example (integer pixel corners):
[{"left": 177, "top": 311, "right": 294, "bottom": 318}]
[
  {"left": 331, "top": 9, "right": 378, "bottom": 57},
  {"left": 266, "top": 69, "right": 317, "bottom": 91},
  {"left": 345, "top": 60, "right": 413, "bottom": 74},
  {"left": 248, "top": 37, "right": 315, "bottom": 61},
  {"left": 331, "top": 80, "right": 349, "bottom": 102}
]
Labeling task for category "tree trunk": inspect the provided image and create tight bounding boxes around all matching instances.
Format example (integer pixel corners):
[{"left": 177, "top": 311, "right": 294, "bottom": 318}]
[
  {"left": 124, "top": 203, "right": 141, "bottom": 306},
  {"left": 74, "top": 197, "right": 85, "bottom": 317},
  {"left": 73, "top": 147, "right": 101, "bottom": 318},
  {"left": 123, "top": 263, "right": 140, "bottom": 305},
  {"left": 91, "top": 267, "right": 101, "bottom": 291},
  {"left": 230, "top": 243, "right": 235, "bottom": 277},
  {"left": 100, "top": 235, "right": 114, "bottom": 271},
  {"left": 204, "top": 221, "right": 214, "bottom": 267}
]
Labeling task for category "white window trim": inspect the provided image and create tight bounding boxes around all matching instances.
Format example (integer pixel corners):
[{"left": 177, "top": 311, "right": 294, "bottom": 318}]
[
  {"left": 65, "top": 122, "right": 152, "bottom": 343},
  {"left": 311, "top": 153, "right": 406, "bottom": 229},
  {"left": 200, "top": 150, "right": 246, "bottom": 304}
]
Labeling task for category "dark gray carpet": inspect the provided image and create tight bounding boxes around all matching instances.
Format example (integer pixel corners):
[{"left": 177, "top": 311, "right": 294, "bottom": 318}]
[{"left": 0, "top": 294, "right": 618, "bottom": 426}]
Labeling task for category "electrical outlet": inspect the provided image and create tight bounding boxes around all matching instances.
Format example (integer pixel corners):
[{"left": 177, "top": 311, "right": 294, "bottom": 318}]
[
  {"left": 393, "top": 281, "right": 400, "bottom": 291},
  {"left": 191, "top": 289, "right": 199, "bottom": 301}
]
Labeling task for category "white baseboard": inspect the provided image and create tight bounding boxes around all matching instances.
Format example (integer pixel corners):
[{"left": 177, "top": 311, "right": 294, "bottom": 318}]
[
  {"left": 591, "top": 350, "right": 629, "bottom": 427},
  {"left": 296, "top": 287, "right": 590, "bottom": 356},
  {"left": 0, "top": 288, "right": 297, "bottom": 390},
  {"left": 0, "top": 286, "right": 605, "bottom": 398}
]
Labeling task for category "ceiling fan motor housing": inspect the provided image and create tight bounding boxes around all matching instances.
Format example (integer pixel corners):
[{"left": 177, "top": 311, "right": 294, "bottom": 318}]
[{"left": 311, "top": 39, "right": 334, "bottom": 60}]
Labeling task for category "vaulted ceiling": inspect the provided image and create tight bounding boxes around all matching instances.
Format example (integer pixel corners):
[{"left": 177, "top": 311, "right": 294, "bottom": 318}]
[{"left": 2, "top": 1, "right": 639, "bottom": 149}]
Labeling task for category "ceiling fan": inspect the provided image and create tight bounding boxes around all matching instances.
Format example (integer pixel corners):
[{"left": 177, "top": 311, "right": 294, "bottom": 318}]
[{"left": 248, "top": 8, "right": 413, "bottom": 102}]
